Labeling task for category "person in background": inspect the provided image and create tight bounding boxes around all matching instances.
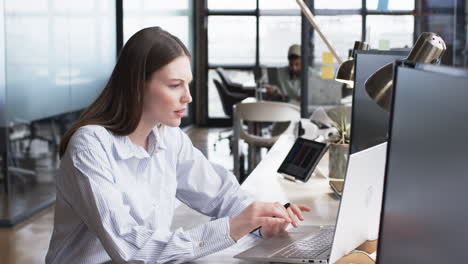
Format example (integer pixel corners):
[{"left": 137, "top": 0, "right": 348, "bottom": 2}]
[
  {"left": 45, "top": 27, "right": 310, "bottom": 264},
  {"left": 266, "top": 44, "right": 302, "bottom": 103}
]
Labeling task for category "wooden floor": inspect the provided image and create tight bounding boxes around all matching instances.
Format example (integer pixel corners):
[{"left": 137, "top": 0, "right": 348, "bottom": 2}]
[{"left": 0, "top": 127, "right": 233, "bottom": 264}]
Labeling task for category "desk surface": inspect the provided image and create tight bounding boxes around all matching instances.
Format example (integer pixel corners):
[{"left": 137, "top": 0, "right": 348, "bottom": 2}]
[{"left": 189, "top": 135, "right": 340, "bottom": 263}]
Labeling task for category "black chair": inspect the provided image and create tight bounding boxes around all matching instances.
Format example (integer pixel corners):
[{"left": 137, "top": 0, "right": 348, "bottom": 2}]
[
  {"left": 213, "top": 79, "right": 250, "bottom": 117},
  {"left": 212, "top": 79, "right": 252, "bottom": 158},
  {"left": 216, "top": 68, "right": 255, "bottom": 97}
]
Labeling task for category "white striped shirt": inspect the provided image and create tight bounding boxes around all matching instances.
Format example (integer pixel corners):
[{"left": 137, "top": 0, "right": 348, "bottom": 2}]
[{"left": 45, "top": 125, "right": 255, "bottom": 264}]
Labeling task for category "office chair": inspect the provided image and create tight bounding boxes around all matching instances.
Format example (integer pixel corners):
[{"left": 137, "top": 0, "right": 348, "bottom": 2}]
[
  {"left": 216, "top": 68, "right": 255, "bottom": 97},
  {"left": 212, "top": 79, "right": 252, "bottom": 153},
  {"left": 6, "top": 119, "right": 60, "bottom": 189},
  {"left": 213, "top": 79, "right": 250, "bottom": 117},
  {"left": 232, "top": 101, "right": 300, "bottom": 181}
]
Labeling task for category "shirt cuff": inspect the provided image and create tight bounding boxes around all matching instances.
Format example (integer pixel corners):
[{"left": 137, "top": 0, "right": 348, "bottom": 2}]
[
  {"left": 230, "top": 196, "right": 254, "bottom": 218},
  {"left": 188, "top": 217, "right": 236, "bottom": 259}
]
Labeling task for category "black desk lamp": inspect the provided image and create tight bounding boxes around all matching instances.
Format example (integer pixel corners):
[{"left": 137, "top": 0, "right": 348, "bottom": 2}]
[
  {"left": 365, "top": 32, "right": 446, "bottom": 111},
  {"left": 335, "top": 41, "right": 370, "bottom": 88}
]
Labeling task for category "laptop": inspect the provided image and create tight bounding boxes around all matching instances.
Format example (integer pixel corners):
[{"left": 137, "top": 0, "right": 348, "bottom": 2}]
[{"left": 234, "top": 142, "right": 387, "bottom": 263}]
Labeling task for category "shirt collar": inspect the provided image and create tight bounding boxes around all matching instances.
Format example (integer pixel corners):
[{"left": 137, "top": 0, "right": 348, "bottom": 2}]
[
  {"left": 152, "top": 126, "right": 167, "bottom": 151},
  {"left": 112, "top": 126, "right": 167, "bottom": 160}
]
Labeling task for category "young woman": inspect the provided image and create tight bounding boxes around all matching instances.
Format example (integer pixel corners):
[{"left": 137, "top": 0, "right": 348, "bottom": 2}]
[{"left": 46, "top": 27, "right": 310, "bottom": 264}]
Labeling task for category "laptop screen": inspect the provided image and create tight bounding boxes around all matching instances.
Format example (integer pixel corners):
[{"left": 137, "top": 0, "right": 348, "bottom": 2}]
[{"left": 378, "top": 63, "right": 468, "bottom": 263}]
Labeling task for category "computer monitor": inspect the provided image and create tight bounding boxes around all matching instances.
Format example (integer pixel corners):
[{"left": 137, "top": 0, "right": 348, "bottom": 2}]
[
  {"left": 377, "top": 62, "right": 468, "bottom": 263},
  {"left": 350, "top": 50, "right": 408, "bottom": 154}
]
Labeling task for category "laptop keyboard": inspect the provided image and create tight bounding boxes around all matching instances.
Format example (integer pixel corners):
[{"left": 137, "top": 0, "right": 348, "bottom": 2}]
[{"left": 272, "top": 227, "right": 334, "bottom": 259}]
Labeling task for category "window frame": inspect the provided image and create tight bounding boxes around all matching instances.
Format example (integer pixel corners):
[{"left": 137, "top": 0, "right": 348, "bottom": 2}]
[
  {"left": 204, "top": 0, "right": 419, "bottom": 122},
  {"left": 118, "top": 0, "right": 196, "bottom": 128}
]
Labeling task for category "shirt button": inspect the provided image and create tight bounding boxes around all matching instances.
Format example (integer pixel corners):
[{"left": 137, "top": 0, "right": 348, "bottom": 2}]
[{"left": 199, "top": 241, "right": 204, "bottom": 247}]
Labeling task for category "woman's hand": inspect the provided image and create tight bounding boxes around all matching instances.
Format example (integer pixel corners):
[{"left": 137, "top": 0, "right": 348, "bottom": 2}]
[
  {"left": 260, "top": 203, "right": 311, "bottom": 239},
  {"left": 229, "top": 202, "right": 311, "bottom": 241},
  {"left": 229, "top": 202, "right": 292, "bottom": 241}
]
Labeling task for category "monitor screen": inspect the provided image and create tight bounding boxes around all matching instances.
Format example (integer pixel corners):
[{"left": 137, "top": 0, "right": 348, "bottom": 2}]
[
  {"left": 350, "top": 50, "right": 407, "bottom": 154},
  {"left": 377, "top": 62, "right": 468, "bottom": 263}
]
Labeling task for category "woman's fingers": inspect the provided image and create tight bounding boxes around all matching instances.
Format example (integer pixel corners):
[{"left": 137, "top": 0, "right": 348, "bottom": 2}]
[
  {"left": 252, "top": 202, "right": 291, "bottom": 223},
  {"left": 270, "top": 202, "right": 292, "bottom": 223},
  {"left": 276, "top": 221, "right": 288, "bottom": 234},
  {"left": 287, "top": 207, "right": 299, "bottom": 227},
  {"left": 287, "top": 203, "right": 311, "bottom": 227},
  {"left": 263, "top": 203, "right": 310, "bottom": 227},
  {"left": 230, "top": 202, "right": 309, "bottom": 241},
  {"left": 258, "top": 216, "right": 287, "bottom": 227},
  {"left": 253, "top": 202, "right": 311, "bottom": 233},
  {"left": 298, "top": 205, "right": 311, "bottom": 212},
  {"left": 247, "top": 202, "right": 313, "bottom": 240},
  {"left": 271, "top": 219, "right": 288, "bottom": 237},
  {"left": 290, "top": 204, "right": 305, "bottom": 221}
]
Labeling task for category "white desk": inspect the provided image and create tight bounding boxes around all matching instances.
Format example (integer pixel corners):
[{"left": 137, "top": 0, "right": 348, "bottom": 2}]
[
  {"left": 189, "top": 134, "right": 340, "bottom": 263},
  {"left": 241, "top": 134, "right": 339, "bottom": 226}
]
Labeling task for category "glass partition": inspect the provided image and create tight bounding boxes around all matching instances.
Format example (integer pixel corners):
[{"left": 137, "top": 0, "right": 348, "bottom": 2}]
[{"left": 0, "top": 0, "right": 116, "bottom": 226}]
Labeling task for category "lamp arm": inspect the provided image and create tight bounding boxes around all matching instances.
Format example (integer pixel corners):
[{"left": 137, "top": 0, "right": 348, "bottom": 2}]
[{"left": 295, "top": 0, "right": 344, "bottom": 64}]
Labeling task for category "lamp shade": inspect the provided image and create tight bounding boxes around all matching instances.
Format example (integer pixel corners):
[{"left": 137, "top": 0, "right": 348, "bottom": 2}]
[
  {"left": 336, "top": 41, "right": 370, "bottom": 88},
  {"left": 365, "top": 32, "right": 446, "bottom": 111},
  {"left": 336, "top": 59, "right": 355, "bottom": 87}
]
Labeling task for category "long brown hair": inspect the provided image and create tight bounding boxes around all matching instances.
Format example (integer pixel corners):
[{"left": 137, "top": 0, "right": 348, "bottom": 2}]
[{"left": 59, "top": 27, "right": 191, "bottom": 157}]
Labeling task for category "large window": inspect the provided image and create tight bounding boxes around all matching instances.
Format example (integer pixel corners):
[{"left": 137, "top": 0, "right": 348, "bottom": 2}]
[
  {"left": 367, "top": 15, "right": 414, "bottom": 50},
  {"left": 208, "top": 0, "right": 255, "bottom": 10},
  {"left": 259, "top": 16, "right": 301, "bottom": 65},
  {"left": 205, "top": 1, "right": 417, "bottom": 120},
  {"left": 367, "top": 0, "right": 414, "bottom": 11},
  {"left": 207, "top": 2, "right": 304, "bottom": 119},
  {"left": 313, "top": 15, "right": 362, "bottom": 65},
  {"left": 314, "top": 0, "right": 361, "bottom": 9},
  {"left": 204, "top": 0, "right": 465, "bottom": 122},
  {"left": 123, "top": 0, "right": 192, "bottom": 51},
  {"left": 259, "top": 0, "right": 299, "bottom": 10},
  {"left": 208, "top": 16, "right": 256, "bottom": 65},
  {"left": 123, "top": 0, "right": 194, "bottom": 122}
]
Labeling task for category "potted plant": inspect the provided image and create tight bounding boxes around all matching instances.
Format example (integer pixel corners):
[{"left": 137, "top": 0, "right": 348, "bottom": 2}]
[{"left": 328, "top": 114, "right": 350, "bottom": 181}]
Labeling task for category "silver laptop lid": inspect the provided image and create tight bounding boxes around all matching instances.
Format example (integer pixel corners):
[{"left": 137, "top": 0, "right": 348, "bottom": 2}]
[{"left": 329, "top": 142, "right": 387, "bottom": 263}]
